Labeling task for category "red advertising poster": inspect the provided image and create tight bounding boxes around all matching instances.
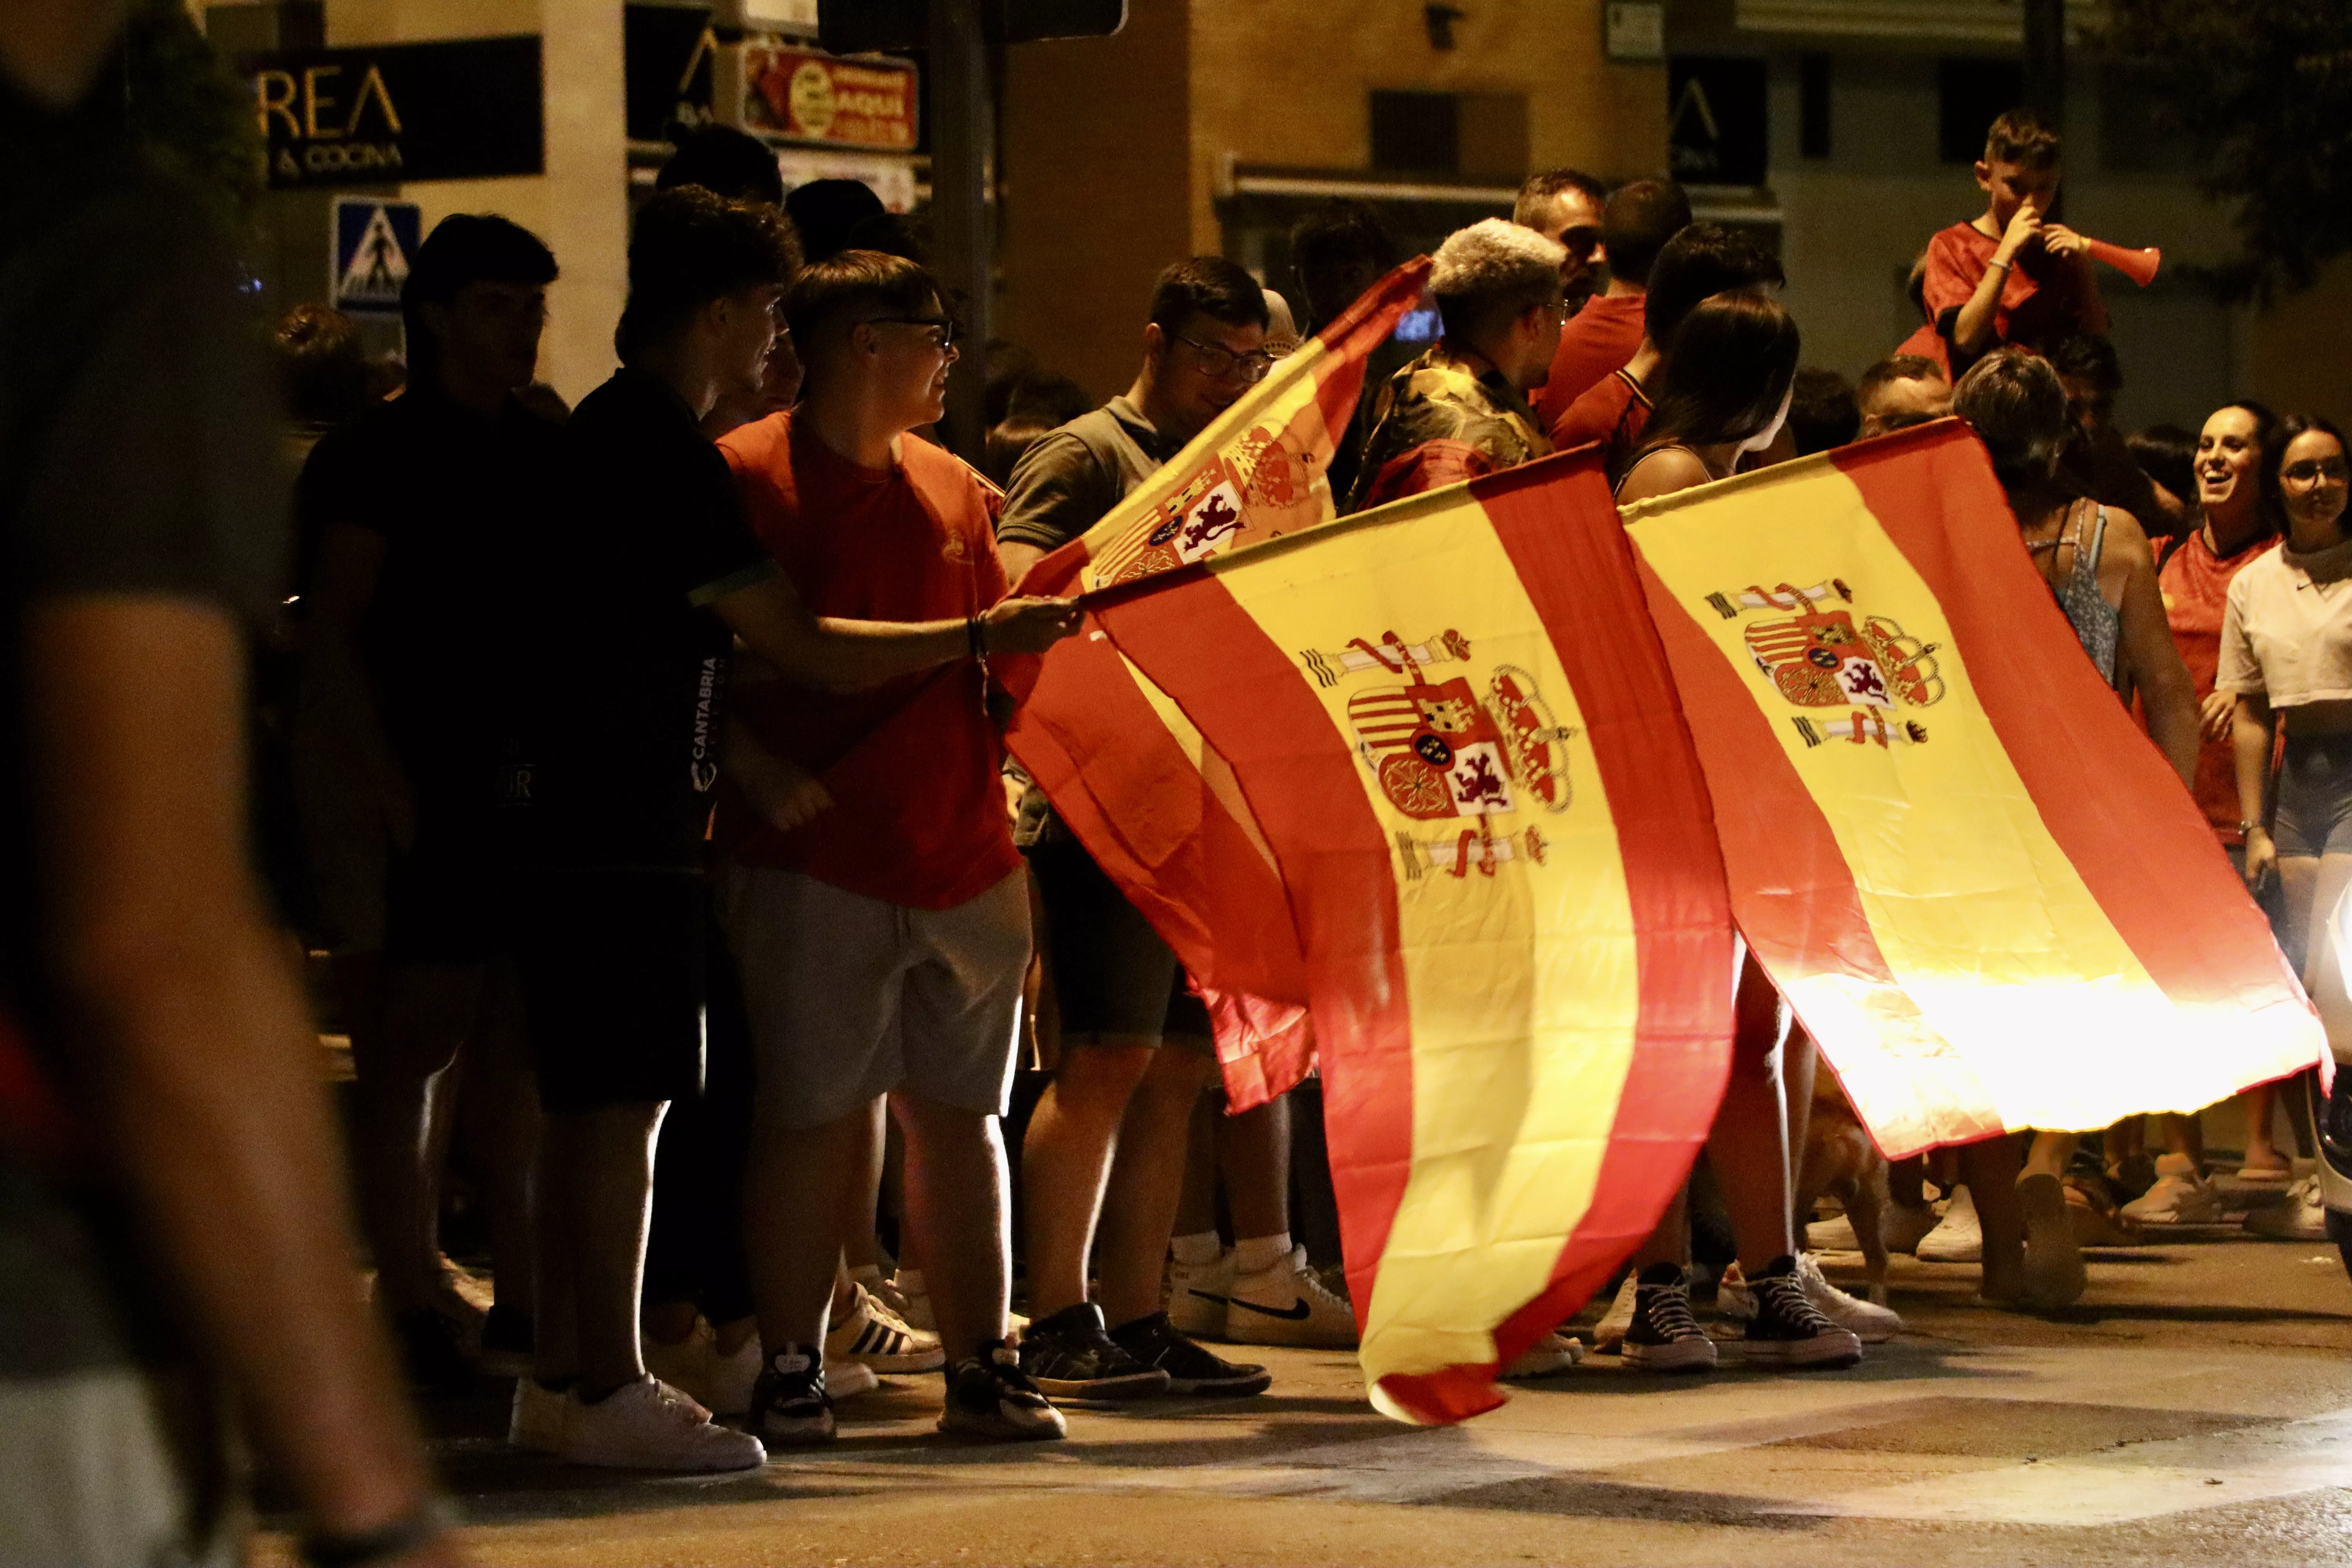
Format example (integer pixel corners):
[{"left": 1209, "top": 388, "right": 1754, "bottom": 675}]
[{"left": 745, "top": 44, "right": 918, "bottom": 149}]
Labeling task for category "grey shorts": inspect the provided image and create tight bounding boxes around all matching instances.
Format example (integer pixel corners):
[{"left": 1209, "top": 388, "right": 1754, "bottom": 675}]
[
  {"left": 2274, "top": 733, "right": 2352, "bottom": 859},
  {"left": 719, "top": 866, "right": 1030, "bottom": 1131}
]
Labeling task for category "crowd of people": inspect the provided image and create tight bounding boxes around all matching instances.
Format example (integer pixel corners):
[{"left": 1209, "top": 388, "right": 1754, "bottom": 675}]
[{"left": 5, "top": 1, "right": 2348, "bottom": 1554}]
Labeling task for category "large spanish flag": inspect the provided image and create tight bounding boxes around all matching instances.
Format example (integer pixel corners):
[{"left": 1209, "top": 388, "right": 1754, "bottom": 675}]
[
  {"left": 1006, "top": 259, "right": 1432, "bottom": 1105},
  {"left": 1621, "top": 421, "right": 2327, "bottom": 1158},
  {"left": 1086, "top": 449, "right": 1735, "bottom": 1424}
]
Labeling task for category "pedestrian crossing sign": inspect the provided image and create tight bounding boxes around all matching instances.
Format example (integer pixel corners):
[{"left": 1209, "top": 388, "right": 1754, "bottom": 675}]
[{"left": 331, "top": 197, "right": 421, "bottom": 316}]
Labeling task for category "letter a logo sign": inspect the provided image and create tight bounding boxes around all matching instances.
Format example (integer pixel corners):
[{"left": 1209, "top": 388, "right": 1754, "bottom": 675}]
[{"left": 331, "top": 198, "right": 421, "bottom": 316}]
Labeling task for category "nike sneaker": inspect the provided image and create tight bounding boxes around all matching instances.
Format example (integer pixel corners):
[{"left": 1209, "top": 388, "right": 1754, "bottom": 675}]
[{"left": 1223, "top": 1245, "right": 1357, "bottom": 1348}]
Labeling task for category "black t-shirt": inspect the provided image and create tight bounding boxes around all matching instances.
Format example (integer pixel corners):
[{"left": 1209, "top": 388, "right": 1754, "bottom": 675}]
[
  {"left": 298, "top": 386, "right": 562, "bottom": 809},
  {"left": 523, "top": 368, "right": 775, "bottom": 873},
  {"left": 0, "top": 79, "right": 284, "bottom": 1378}
]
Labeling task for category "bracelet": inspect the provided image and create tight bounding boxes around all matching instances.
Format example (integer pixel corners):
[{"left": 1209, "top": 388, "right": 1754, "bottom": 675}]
[
  {"left": 301, "top": 1499, "right": 454, "bottom": 1568},
  {"left": 1988, "top": 258, "right": 2013, "bottom": 273},
  {"left": 966, "top": 612, "right": 985, "bottom": 662}
]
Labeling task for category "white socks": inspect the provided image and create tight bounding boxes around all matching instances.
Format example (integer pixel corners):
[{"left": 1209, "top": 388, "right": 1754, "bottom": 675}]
[
  {"left": 1171, "top": 1230, "right": 1223, "bottom": 1268},
  {"left": 1233, "top": 1232, "right": 1293, "bottom": 1276}
]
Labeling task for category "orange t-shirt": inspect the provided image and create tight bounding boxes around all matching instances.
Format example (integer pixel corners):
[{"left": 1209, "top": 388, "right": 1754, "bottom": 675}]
[
  {"left": 1550, "top": 368, "right": 1651, "bottom": 481},
  {"left": 1532, "top": 292, "right": 1645, "bottom": 432},
  {"left": 2157, "top": 525, "right": 2278, "bottom": 844},
  {"left": 715, "top": 411, "right": 1021, "bottom": 909}
]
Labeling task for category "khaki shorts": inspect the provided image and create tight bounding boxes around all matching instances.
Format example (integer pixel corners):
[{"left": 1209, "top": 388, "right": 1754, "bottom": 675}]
[{"left": 719, "top": 866, "right": 1029, "bottom": 1131}]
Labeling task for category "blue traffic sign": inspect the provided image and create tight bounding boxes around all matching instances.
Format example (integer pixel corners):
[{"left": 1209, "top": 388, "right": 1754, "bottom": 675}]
[{"left": 332, "top": 197, "right": 421, "bottom": 316}]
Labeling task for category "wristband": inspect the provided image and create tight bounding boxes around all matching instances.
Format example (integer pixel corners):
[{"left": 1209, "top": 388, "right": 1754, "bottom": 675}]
[
  {"left": 967, "top": 612, "right": 986, "bottom": 661},
  {"left": 301, "top": 1499, "right": 454, "bottom": 1568}
]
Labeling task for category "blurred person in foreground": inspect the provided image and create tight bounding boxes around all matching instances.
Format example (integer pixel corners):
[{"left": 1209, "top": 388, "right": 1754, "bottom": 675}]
[
  {"left": 1531, "top": 178, "right": 1690, "bottom": 431},
  {"left": 1348, "top": 218, "right": 1566, "bottom": 512},
  {"left": 0, "top": 3, "right": 451, "bottom": 1563}
]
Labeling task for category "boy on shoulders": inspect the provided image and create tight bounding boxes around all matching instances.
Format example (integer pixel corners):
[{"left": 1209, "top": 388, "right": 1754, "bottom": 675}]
[{"left": 1922, "top": 108, "right": 2107, "bottom": 370}]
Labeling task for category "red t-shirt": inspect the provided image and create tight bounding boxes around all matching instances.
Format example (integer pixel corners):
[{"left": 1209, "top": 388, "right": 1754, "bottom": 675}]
[
  {"left": 1893, "top": 323, "right": 1951, "bottom": 378},
  {"left": 715, "top": 412, "right": 1021, "bottom": 909},
  {"left": 2157, "top": 526, "right": 2278, "bottom": 844},
  {"left": 1921, "top": 220, "right": 2108, "bottom": 361},
  {"left": 1532, "top": 292, "right": 1645, "bottom": 431},
  {"left": 1551, "top": 369, "right": 1651, "bottom": 481}
]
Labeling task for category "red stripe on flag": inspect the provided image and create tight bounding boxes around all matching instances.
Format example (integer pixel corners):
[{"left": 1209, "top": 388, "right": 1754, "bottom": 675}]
[
  {"left": 1088, "top": 570, "right": 1413, "bottom": 1347},
  {"left": 1838, "top": 425, "right": 2310, "bottom": 1029}
]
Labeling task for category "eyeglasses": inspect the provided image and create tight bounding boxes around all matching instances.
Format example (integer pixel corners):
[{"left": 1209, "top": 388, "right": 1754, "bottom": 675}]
[
  {"left": 2282, "top": 458, "right": 2349, "bottom": 485},
  {"left": 866, "top": 315, "right": 956, "bottom": 350},
  {"left": 1543, "top": 297, "right": 1572, "bottom": 325},
  {"left": 1177, "top": 334, "right": 1277, "bottom": 383}
]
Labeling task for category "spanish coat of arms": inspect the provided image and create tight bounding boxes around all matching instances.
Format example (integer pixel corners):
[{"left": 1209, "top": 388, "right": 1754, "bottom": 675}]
[{"left": 1705, "top": 579, "right": 1945, "bottom": 749}]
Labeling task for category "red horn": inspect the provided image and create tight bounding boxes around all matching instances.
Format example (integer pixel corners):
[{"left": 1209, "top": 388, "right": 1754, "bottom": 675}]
[{"left": 2084, "top": 238, "right": 2161, "bottom": 287}]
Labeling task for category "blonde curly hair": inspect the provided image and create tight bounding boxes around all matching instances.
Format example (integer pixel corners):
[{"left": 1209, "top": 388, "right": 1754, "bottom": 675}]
[{"left": 1430, "top": 217, "right": 1566, "bottom": 343}]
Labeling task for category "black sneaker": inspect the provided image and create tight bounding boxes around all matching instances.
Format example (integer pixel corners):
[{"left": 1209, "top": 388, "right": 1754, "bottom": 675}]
[
  {"left": 748, "top": 1345, "right": 835, "bottom": 1443},
  {"left": 1016, "top": 1303, "right": 1172, "bottom": 1401},
  {"left": 1739, "top": 1255, "right": 1863, "bottom": 1368},
  {"left": 391, "top": 1306, "right": 479, "bottom": 1393},
  {"left": 940, "top": 1341, "right": 1068, "bottom": 1441},
  {"left": 478, "top": 1303, "right": 535, "bottom": 1379},
  {"left": 1621, "top": 1263, "right": 1717, "bottom": 1372},
  {"left": 1107, "top": 1312, "right": 1272, "bottom": 1396}
]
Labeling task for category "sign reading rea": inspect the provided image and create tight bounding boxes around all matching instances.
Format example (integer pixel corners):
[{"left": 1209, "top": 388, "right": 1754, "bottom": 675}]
[
  {"left": 241, "top": 35, "right": 544, "bottom": 189},
  {"left": 743, "top": 44, "right": 918, "bottom": 150}
]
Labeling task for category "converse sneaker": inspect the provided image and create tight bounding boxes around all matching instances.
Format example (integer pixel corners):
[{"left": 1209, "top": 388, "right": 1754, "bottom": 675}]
[
  {"left": 558, "top": 1376, "right": 767, "bottom": 1471},
  {"left": 1737, "top": 1256, "right": 1863, "bottom": 1368},
  {"left": 1166, "top": 1248, "right": 1235, "bottom": 1340},
  {"left": 2017, "top": 1171, "right": 2087, "bottom": 1309},
  {"left": 940, "top": 1341, "right": 1068, "bottom": 1441},
  {"left": 1915, "top": 1185, "right": 1984, "bottom": 1263},
  {"left": 508, "top": 1377, "right": 568, "bottom": 1453},
  {"left": 747, "top": 1346, "right": 835, "bottom": 1445},
  {"left": 1720, "top": 1255, "right": 1903, "bottom": 1343},
  {"left": 2245, "top": 1174, "right": 2329, "bottom": 1241},
  {"left": 2120, "top": 1160, "right": 2225, "bottom": 1225},
  {"left": 1502, "top": 1330, "right": 1585, "bottom": 1378},
  {"left": 1223, "top": 1245, "right": 1358, "bottom": 1348},
  {"left": 1107, "top": 1311, "right": 1271, "bottom": 1396},
  {"left": 827, "top": 1282, "right": 946, "bottom": 1373},
  {"left": 1621, "top": 1263, "right": 1716, "bottom": 1372},
  {"left": 1591, "top": 1272, "right": 1639, "bottom": 1354},
  {"left": 1016, "top": 1303, "right": 1171, "bottom": 1400}
]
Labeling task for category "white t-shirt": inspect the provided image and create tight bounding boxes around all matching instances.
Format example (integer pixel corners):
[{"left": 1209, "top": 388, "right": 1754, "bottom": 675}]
[{"left": 2216, "top": 537, "right": 2352, "bottom": 707}]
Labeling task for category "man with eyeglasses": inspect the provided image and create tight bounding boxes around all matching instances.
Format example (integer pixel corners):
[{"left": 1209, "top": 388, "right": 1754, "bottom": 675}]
[
  {"left": 1347, "top": 218, "right": 1569, "bottom": 514},
  {"left": 1513, "top": 167, "right": 1609, "bottom": 310},
  {"left": 994, "top": 257, "right": 1328, "bottom": 1401}
]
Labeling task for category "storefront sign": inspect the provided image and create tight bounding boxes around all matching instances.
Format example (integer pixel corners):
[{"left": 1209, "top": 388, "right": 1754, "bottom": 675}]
[
  {"left": 241, "top": 36, "right": 544, "bottom": 189},
  {"left": 743, "top": 44, "right": 918, "bottom": 149}
]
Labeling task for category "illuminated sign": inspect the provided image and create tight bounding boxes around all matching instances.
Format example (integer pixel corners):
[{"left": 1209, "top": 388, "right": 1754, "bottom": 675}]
[
  {"left": 240, "top": 36, "right": 544, "bottom": 189},
  {"left": 744, "top": 44, "right": 918, "bottom": 150}
]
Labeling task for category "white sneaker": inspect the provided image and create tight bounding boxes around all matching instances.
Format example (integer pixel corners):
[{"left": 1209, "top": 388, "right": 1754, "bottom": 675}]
[
  {"left": 827, "top": 1282, "right": 946, "bottom": 1372},
  {"left": 1592, "top": 1272, "right": 1639, "bottom": 1354},
  {"left": 1915, "top": 1186, "right": 1984, "bottom": 1263},
  {"left": 2121, "top": 1166, "right": 2225, "bottom": 1225},
  {"left": 1806, "top": 1202, "right": 1941, "bottom": 1256},
  {"left": 557, "top": 1376, "right": 767, "bottom": 1472},
  {"left": 508, "top": 1377, "right": 567, "bottom": 1453},
  {"left": 1720, "top": 1256, "right": 1903, "bottom": 1343},
  {"left": 1167, "top": 1249, "right": 1234, "bottom": 1340},
  {"left": 827, "top": 1357, "right": 880, "bottom": 1398},
  {"left": 706, "top": 1333, "right": 761, "bottom": 1417},
  {"left": 1223, "top": 1246, "right": 1358, "bottom": 1348},
  {"left": 2246, "top": 1174, "right": 2329, "bottom": 1241},
  {"left": 1501, "top": 1330, "right": 1584, "bottom": 1378},
  {"left": 641, "top": 1318, "right": 715, "bottom": 1408}
]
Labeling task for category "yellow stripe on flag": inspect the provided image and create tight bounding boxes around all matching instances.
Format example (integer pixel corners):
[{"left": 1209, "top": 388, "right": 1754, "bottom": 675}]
[
  {"left": 1203, "top": 492, "right": 1641, "bottom": 1408},
  {"left": 1627, "top": 459, "right": 2297, "bottom": 1129}
]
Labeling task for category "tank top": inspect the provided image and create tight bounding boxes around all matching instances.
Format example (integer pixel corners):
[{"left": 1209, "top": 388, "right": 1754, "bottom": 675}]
[{"left": 2029, "top": 499, "right": 2120, "bottom": 688}]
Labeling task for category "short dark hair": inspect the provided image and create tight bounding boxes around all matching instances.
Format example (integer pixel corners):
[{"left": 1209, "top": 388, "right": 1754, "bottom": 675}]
[
  {"left": 1858, "top": 353, "right": 1947, "bottom": 407},
  {"left": 782, "top": 248, "right": 942, "bottom": 354},
  {"left": 1985, "top": 107, "right": 2062, "bottom": 170},
  {"left": 2268, "top": 413, "right": 2350, "bottom": 540},
  {"left": 784, "top": 177, "right": 887, "bottom": 265},
  {"left": 2125, "top": 424, "right": 2198, "bottom": 510},
  {"left": 1601, "top": 179, "right": 1691, "bottom": 291},
  {"left": 1147, "top": 256, "right": 1269, "bottom": 339},
  {"left": 1644, "top": 223, "right": 1785, "bottom": 347},
  {"left": 617, "top": 186, "right": 800, "bottom": 363},
  {"left": 2043, "top": 333, "right": 2122, "bottom": 397},
  {"left": 1788, "top": 367, "right": 1860, "bottom": 456},
  {"left": 1291, "top": 200, "right": 1395, "bottom": 280},
  {"left": 657, "top": 125, "right": 786, "bottom": 207},
  {"left": 1513, "top": 167, "right": 1605, "bottom": 229},
  {"left": 1632, "top": 289, "right": 1802, "bottom": 469},
  {"left": 401, "top": 214, "right": 558, "bottom": 376},
  {"left": 273, "top": 303, "right": 369, "bottom": 426},
  {"left": 1953, "top": 345, "right": 2070, "bottom": 489}
]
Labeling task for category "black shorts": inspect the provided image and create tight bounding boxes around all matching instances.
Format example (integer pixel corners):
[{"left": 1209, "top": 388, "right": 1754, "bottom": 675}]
[
  {"left": 516, "top": 868, "right": 707, "bottom": 1113},
  {"left": 2274, "top": 733, "right": 2352, "bottom": 859},
  {"left": 1026, "top": 837, "right": 1213, "bottom": 1045}
]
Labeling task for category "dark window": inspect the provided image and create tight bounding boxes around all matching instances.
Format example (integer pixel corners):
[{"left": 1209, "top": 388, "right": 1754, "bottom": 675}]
[
  {"left": 1669, "top": 57, "right": 1769, "bottom": 187},
  {"left": 1938, "top": 57, "right": 2025, "bottom": 164},
  {"left": 1799, "top": 52, "right": 1832, "bottom": 160},
  {"left": 1370, "top": 90, "right": 1459, "bottom": 175}
]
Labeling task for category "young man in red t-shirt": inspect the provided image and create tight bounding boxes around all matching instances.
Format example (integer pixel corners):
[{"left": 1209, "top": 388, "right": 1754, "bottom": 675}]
[
  {"left": 1920, "top": 108, "right": 2107, "bottom": 371},
  {"left": 716, "top": 252, "right": 1080, "bottom": 1446},
  {"left": 1530, "top": 179, "right": 1689, "bottom": 431}
]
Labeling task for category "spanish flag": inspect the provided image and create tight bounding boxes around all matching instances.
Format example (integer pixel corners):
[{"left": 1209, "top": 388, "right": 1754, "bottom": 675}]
[
  {"left": 1621, "top": 421, "right": 2328, "bottom": 1158},
  {"left": 1007, "top": 258, "right": 1432, "bottom": 1105},
  {"left": 1085, "top": 448, "right": 1735, "bottom": 1424}
]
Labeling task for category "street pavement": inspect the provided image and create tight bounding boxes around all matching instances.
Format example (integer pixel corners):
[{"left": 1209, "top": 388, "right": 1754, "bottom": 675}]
[{"left": 259, "top": 1218, "right": 2352, "bottom": 1566}]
